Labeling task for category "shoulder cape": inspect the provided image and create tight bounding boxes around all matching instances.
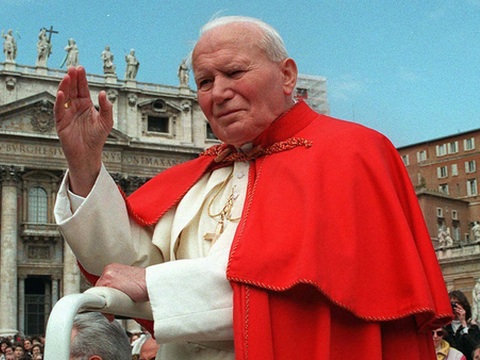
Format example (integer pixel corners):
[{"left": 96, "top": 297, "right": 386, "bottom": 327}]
[{"left": 125, "top": 101, "right": 452, "bottom": 330}]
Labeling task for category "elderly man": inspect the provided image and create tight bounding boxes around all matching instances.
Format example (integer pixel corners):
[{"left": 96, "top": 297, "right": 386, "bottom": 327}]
[{"left": 54, "top": 16, "right": 452, "bottom": 360}]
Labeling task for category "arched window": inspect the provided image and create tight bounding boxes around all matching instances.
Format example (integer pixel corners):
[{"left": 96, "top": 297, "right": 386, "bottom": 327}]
[{"left": 28, "top": 186, "right": 48, "bottom": 223}]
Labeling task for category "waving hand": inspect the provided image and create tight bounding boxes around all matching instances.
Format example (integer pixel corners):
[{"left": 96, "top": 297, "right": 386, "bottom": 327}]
[{"left": 54, "top": 66, "right": 113, "bottom": 196}]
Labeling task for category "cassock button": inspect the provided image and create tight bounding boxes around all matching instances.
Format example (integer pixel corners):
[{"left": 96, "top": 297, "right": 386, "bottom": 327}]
[{"left": 236, "top": 172, "right": 245, "bottom": 179}]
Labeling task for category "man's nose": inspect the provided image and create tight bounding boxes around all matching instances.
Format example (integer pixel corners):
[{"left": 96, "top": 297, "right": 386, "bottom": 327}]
[{"left": 211, "top": 77, "right": 234, "bottom": 103}]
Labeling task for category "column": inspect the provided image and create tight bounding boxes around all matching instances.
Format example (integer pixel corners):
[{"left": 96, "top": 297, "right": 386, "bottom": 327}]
[
  {"left": 51, "top": 277, "right": 59, "bottom": 307},
  {"left": 63, "top": 240, "right": 81, "bottom": 295},
  {"left": 0, "top": 165, "right": 21, "bottom": 334},
  {"left": 17, "top": 276, "right": 26, "bottom": 335}
]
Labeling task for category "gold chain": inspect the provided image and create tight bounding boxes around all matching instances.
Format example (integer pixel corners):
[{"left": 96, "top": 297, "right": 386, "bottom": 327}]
[{"left": 203, "top": 168, "right": 241, "bottom": 243}]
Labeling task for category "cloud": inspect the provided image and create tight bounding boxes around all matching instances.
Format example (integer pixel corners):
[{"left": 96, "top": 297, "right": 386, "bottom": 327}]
[
  {"left": 328, "top": 74, "right": 367, "bottom": 102},
  {"left": 397, "top": 66, "right": 423, "bottom": 83}
]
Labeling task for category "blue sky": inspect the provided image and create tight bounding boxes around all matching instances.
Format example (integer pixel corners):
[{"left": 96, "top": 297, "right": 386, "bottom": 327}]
[{"left": 2, "top": 0, "right": 480, "bottom": 147}]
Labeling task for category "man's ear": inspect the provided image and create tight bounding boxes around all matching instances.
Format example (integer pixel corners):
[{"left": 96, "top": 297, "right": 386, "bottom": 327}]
[
  {"left": 89, "top": 356, "right": 102, "bottom": 360},
  {"left": 280, "top": 58, "right": 298, "bottom": 96}
]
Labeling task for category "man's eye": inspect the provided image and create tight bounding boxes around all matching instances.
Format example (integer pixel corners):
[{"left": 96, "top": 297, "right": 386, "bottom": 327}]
[
  {"left": 197, "top": 79, "right": 213, "bottom": 90},
  {"left": 229, "top": 70, "right": 244, "bottom": 78}
]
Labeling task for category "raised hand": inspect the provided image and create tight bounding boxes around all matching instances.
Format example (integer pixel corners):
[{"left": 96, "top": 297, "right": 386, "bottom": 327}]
[{"left": 54, "top": 66, "right": 113, "bottom": 196}]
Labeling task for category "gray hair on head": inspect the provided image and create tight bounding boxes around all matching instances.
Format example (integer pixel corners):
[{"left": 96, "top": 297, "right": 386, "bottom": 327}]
[
  {"left": 187, "top": 15, "right": 289, "bottom": 67},
  {"left": 70, "top": 312, "right": 131, "bottom": 360}
]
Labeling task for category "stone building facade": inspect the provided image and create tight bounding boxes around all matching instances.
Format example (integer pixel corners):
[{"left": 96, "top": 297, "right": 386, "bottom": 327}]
[
  {"left": 0, "top": 62, "right": 207, "bottom": 337},
  {"left": 0, "top": 58, "right": 329, "bottom": 336},
  {"left": 398, "top": 130, "right": 480, "bottom": 300}
]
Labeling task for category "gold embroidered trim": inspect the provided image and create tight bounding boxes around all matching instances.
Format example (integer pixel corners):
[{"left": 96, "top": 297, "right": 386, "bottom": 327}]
[
  {"left": 230, "top": 277, "right": 453, "bottom": 325},
  {"left": 200, "top": 137, "right": 313, "bottom": 163}
]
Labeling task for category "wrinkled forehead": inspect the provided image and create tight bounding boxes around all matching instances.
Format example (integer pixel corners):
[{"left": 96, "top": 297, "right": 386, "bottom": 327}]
[{"left": 192, "top": 23, "right": 264, "bottom": 63}]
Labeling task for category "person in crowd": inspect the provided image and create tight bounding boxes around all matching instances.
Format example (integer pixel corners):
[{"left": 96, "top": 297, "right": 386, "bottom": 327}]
[
  {"left": 444, "top": 290, "right": 480, "bottom": 360},
  {"left": 0, "top": 339, "right": 9, "bottom": 360},
  {"left": 22, "top": 339, "right": 32, "bottom": 359},
  {"left": 132, "top": 334, "right": 159, "bottom": 360},
  {"left": 130, "top": 332, "right": 141, "bottom": 345},
  {"left": 54, "top": 15, "right": 452, "bottom": 359},
  {"left": 473, "top": 344, "right": 480, "bottom": 360},
  {"left": 12, "top": 344, "right": 25, "bottom": 360},
  {"left": 433, "top": 327, "right": 466, "bottom": 360},
  {"left": 139, "top": 337, "right": 159, "bottom": 360},
  {"left": 2, "top": 346, "right": 13, "bottom": 360},
  {"left": 30, "top": 344, "right": 42, "bottom": 360},
  {"left": 29, "top": 339, "right": 41, "bottom": 347},
  {"left": 69, "top": 312, "right": 131, "bottom": 360}
]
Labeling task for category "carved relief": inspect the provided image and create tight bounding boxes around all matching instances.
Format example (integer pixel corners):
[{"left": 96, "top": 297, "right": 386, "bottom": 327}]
[
  {"left": 5, "top": 76, "right": 17, "bottom": 90},
  {"left": 107, "top": 89, "right": 118, "bottom": 103},
  {"left": 181, "top": 100, "right": 191, "bottom": 112},
  {"left": 31, "top": 100, "right": 54, "bottom": 133},
  {"left": 128, "top": 93, "right": 137, "bottom": 106},
  {"left": 28, "top": 245, "right": 51, "bottom": 260}
]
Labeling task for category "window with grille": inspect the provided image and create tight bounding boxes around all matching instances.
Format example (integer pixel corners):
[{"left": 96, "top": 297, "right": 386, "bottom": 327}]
[
  {"left": 28, "top": 187, "right": 48, "bottom": 223},
  {"left": 147, "top": 115, "right": 169, "bottom": 133}
]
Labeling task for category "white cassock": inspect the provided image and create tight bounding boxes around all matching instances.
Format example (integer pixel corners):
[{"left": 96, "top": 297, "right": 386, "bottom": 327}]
[{"left": 55, "top": 161, "right": 250, "bottom": 360}]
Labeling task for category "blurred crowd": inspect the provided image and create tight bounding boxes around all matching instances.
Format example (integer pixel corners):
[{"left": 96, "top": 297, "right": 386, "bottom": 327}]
[{"left": 0, "top": 324, "right": 156, "bottom": 360}]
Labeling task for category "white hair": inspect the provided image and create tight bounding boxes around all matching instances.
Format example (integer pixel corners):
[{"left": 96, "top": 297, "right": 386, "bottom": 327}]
[{"left": 187, "top": 15, "right": 289, "bottom": 67}]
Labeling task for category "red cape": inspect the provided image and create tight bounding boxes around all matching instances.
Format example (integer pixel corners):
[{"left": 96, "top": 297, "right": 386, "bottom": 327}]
[{"left": 88, "top": 101, "right": 453, "bottom": 359}]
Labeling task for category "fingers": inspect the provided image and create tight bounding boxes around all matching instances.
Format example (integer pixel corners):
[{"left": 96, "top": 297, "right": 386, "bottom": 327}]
[
  {"left": 76, "top": 66, "right": 91, "bottom": 99},
  {"left": 96, "top": 264, "right": 148, "bottom": 303},
  {"left": 98, "top": 90, "right": 113, "bottom": 126},
  {"left": 54, "top": 90, "right": 66, "bottom": 122}
]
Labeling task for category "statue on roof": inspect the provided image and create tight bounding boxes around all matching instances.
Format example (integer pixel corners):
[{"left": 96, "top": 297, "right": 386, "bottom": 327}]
[
  {"left": 61, "top": 38, "right": 79, "bottom": 68},
  {"left": 2, "top": 29, "right": 17, "bottom": 62},
  {"left": 125, "top": 49, "right": 139, "bottom": 80},
  {"left": 178, "top": 58, "right": 189, "bottom": 87},
  {"left": 101, "top": 45, "right": 116, "bottom": 75},
  {"left": 36, "top": 28, "right": 52, "bottom": 67}
]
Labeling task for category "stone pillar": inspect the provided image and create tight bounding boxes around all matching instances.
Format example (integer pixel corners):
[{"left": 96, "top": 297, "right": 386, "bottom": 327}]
[
  {"left": 63, "top": 240, "right": 81, "bottom": 295},
  {"left": 0, "top": 165, "right": 21, "bottom": 334},
  {"left": 126, "top": 93, "right": 138, "bottom": 137},
  {"left": 51, "top": 277, "right": 59, "bottom": 307},
  {"left": 106, "top": 89, "right": 119, "bottom": 129},
  {"left": 18, "top": 276, "right": 26, "bottom": 334}
]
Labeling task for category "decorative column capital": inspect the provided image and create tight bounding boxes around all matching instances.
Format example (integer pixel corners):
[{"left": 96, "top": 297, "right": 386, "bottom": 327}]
[
  {"left": 0, "top": 165, "right": 24, "bottom": 185},
  {"left": 112, "top": 173, "right": 148, "bottom": 195}
]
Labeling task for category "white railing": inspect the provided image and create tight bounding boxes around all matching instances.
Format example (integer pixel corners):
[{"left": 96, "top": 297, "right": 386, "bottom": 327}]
[{"left": 44, "top": 287, "right": 153, "bottom": 360}]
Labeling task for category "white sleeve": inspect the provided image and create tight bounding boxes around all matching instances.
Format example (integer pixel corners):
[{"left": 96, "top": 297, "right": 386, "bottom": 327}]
[
  {"left": 146, "top": 231, "right": 233, "bottom": 343},
  {"left": 54, "top": 164, "right": 164, "bottom": 276}
]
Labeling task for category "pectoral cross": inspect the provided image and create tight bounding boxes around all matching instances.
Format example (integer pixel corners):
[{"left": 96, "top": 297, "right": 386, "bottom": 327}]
[
  {"left": 203, "top": 190, "right": 239, "bottom": 244},
  {"left": 203, "top": 218, "right": 225, "bottom": 244}
]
